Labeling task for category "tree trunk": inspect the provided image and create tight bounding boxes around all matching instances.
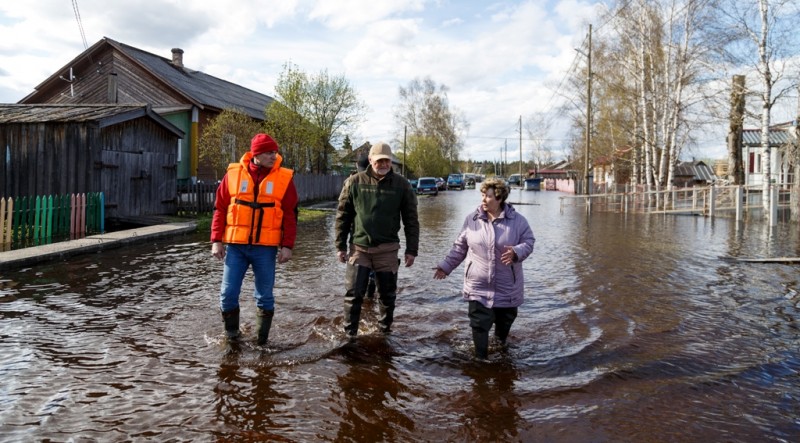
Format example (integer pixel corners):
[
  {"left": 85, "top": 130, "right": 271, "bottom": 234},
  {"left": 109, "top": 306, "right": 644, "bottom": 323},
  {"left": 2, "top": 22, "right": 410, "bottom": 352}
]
[
  {"left": 792, "top": 80, "right": 800, "bottom": 221},
  {"left": 759, "top": 0, "right": 772, "bottom": 213},
  {"left": 728, "top": 75, "right": 746, "bottom": 185}
]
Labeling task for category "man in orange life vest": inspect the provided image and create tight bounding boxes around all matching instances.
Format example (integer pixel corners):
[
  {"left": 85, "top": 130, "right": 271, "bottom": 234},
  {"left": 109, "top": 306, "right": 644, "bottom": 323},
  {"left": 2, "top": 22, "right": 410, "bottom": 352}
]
[{"left": 210, "top": 133, "right": 298, "bottom": 345}]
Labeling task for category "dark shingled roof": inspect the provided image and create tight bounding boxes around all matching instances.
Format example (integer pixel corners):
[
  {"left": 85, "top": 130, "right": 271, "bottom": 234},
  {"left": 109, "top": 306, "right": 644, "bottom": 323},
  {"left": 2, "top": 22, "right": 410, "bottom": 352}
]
[
  {"left": 109, "top": 39, "right": 273, "bottom": 119},
  {"left": 18, "top": 37, "right": 273, "bottom": 121}
]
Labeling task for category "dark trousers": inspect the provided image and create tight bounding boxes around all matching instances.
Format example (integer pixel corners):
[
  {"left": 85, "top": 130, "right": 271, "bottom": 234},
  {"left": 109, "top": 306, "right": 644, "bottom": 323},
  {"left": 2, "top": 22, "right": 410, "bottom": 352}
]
[{"left": 468, "top": 301, "right": 518, "bottom": 359}]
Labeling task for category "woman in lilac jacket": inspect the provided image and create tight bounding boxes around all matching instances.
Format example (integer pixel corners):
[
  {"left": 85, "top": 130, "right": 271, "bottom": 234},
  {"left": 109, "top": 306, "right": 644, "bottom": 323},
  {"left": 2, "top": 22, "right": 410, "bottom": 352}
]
[{"left": 434, "top": 177, "right": 535, "bottom": 359}]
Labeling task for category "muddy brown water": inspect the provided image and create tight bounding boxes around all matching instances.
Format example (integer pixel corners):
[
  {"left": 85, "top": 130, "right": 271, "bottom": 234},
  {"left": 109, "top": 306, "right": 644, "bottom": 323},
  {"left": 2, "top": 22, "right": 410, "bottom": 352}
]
[{"left": 1, "top": 189, "right": 799, "bottom": 442}]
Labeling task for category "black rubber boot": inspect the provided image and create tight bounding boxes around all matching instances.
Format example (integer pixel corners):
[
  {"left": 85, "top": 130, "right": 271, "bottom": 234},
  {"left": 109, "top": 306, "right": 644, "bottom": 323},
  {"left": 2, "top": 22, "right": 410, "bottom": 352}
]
[
  {"left": 493, "top": 307, "right": 518, "bottom": 346},
  {"left": 256, "top": 307, "right": 274, "bottom": 345},
  {"left": 472, "top": 328, "right": 489, "bottom": 360},
  {"left": 375, "top": 271, "right": 397, "bottom": 333},
  {"left": 344, "top": 264, "right": 372, "bottom": 336},
  {"left": 221, "top": 307, "right": 240, "bottom": 340}
]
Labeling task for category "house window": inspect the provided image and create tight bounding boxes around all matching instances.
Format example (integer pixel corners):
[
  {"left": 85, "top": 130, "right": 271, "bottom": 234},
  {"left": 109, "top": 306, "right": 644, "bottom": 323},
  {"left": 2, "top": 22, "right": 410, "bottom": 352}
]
[
  {"left": 177, "top": 139, "right": 182, "bottom": 162},
  {"left": 748, "top": 151, "right": 762, "bottom": 174}
]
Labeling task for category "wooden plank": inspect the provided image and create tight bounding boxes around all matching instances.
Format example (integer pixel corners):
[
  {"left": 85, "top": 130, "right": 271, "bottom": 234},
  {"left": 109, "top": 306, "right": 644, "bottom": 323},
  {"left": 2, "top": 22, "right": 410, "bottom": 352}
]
[{"left": 736, "top": 257, "right": 800, "bottom": 263}]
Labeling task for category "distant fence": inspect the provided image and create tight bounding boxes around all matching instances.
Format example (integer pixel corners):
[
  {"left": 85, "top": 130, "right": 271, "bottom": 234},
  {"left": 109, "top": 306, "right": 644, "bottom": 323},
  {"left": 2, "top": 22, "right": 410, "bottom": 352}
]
[
  {"left": 560, "top": 183, "right": 795, "bottom": 224},
  {"left": 177, "top": 173, "right": 347, "bottom": 215},
  {"left": 0, "top": 193, "right": 105, "bottom": 251}
]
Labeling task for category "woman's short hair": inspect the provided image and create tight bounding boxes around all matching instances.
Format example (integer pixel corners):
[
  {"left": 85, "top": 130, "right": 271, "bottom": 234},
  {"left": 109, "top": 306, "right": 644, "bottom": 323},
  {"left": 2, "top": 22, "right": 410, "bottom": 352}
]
[{"left": 480, "top": 177, "right": 510, "bottom": 203}]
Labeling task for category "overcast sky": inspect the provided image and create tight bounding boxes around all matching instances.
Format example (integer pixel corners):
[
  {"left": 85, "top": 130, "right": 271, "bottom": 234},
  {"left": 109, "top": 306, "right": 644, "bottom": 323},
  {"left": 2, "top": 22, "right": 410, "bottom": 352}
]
[{"left": 0, "top": 0, "right": 745, "bottom": 162}]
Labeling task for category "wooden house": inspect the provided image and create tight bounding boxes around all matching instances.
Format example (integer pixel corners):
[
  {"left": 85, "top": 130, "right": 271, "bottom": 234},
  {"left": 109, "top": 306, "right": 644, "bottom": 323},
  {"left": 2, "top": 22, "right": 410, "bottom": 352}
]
[
  {"left": 17, "top": 37, "right": 274, "bottom": 184},
  {"left": 0, "top": 104, "right": 183, "bottom": 219},
  {"left": 741, "top": 122, "right": 796, "bottom": 186},
  {"left": 672, "top": 160, "right": 717, "bottom": 187}
]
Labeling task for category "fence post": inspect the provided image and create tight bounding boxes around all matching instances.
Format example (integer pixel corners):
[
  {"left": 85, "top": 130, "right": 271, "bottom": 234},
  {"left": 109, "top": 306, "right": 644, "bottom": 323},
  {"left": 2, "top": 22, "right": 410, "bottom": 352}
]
[
  {"left": 708, "top": 185, "right": 716, "bottom": 218},
  {"left": 0, "top": 197, "right": 7, "bottom": 250},
  {"left": 2, "top": 197, "right": 11, "bottom": 250},
  {"left": 735, "top": 186, "right": 743, "bottom": 222},
  {"left": 78, "top": 193, "right": 86, "bottom": 238},
  {"left": 99, "top": 192, "right": 105, "bottom": 233},
  {"left": 769, "top": 185, "right": 778, "bottom": 226},
  {"left": 34, "top": 196, "right": 42, "bottom": 246},
  {"left": 45, "top": 195, "right": 53, "bottom": 244}
]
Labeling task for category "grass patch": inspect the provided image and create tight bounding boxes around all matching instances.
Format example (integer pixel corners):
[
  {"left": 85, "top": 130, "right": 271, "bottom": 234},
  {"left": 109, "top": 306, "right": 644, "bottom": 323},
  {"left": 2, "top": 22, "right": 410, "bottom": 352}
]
[{"left": 298, "top": 208, "right": 330, "bottom": 223}]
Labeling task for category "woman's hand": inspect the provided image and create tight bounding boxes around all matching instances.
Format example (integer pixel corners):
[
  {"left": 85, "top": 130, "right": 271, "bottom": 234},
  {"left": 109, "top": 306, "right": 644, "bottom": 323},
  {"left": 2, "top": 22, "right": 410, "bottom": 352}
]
[
  {"left": 433, "top": 267, "right": 447, "bottom": 280},
  {"left": 501, "top": 245, "right": 517, "bottom": 266}
]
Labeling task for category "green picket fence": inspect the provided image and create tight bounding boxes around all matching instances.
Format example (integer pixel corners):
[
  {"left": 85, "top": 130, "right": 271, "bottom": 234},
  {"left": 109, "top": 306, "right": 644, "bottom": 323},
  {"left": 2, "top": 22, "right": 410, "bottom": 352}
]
[{"left": 0, "top": 192, "right": 104, "bottom": 251}]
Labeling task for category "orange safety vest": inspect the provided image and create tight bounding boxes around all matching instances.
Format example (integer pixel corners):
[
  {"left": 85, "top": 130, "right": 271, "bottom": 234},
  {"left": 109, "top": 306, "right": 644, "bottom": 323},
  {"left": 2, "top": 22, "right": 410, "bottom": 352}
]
[{"left": 222, "top": 161, "right": 293, "bottom": 246}]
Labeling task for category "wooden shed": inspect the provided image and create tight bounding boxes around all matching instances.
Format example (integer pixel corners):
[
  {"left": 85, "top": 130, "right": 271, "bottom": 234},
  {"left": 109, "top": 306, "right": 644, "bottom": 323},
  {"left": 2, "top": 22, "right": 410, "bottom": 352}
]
[{"left": 0, "top": 104, "right": 184, "bottom": 220}]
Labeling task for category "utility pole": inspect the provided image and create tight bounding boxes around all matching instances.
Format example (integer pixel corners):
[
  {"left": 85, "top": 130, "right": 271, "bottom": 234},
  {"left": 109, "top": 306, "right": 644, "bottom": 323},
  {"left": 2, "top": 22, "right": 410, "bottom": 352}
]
[
  {"left": 503, "top": 139, "right": 507, "bottom": 177},
  {"left": 519, "top": 115, "right": 523, "bottom": 180},
  {"left": 584, "top": 24, "right": 592, "bottom": 195},
  {"left": 402, "top": 126, "right": 407, "bottom": 177}
]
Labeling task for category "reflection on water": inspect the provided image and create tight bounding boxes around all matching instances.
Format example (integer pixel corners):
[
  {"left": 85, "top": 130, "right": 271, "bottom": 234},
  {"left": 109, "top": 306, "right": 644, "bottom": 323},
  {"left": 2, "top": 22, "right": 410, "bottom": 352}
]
[{"left": 1, "top": 189, "right": 799, "bottom": 441}]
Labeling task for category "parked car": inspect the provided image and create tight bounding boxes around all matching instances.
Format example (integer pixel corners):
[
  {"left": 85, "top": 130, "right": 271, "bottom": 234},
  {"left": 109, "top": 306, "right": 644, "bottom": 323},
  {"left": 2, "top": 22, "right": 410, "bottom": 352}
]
[
  {"left": 410, "top": 179, "right": 418, "bottom": 189},
  {"left": 416, "top": 177, "right": 439, "bottom": 196},
  {"left": 507, "top": 174, "right": 522, "bottom": 187},
  {"left": 447, "top": 173, "right": 465, "bottom": 190},
  {"left": 435, "top": 177, "right": 446, "bottom": 190}
]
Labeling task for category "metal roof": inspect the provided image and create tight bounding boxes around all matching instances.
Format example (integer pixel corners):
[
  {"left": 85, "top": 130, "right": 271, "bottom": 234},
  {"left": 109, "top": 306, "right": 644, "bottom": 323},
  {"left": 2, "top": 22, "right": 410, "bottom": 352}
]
[
  {"left": 742, "top": 128, "right": 793, "bottom": 146},
  {"left": 675, "top": 161, "right": 716, "bottom": 182}
]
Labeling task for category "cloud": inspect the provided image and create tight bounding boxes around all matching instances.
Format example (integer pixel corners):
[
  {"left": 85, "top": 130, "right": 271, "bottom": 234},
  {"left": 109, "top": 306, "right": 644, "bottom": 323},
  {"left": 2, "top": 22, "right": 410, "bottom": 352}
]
[
  {"left": 0, "top": 0, "right": 611, "bottom": 161},
  {"left": 308, "top": 0, "right": 426, "bottom": 29}
]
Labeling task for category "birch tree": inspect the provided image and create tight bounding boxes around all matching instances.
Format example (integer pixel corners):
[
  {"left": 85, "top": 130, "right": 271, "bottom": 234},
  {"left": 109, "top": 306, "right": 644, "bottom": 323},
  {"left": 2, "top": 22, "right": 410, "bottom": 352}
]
[
  {"left": 394, "top": 77, "right": 468, "bottom": 172},
  {"left": 577, "top": 0, "right": 714, "bottom": 207},
  {"left": 712, "top": 0, "right": 800, "bottom": 213},
  {"left": 265, "top": 63, "right": 365, "bottom": 174}
]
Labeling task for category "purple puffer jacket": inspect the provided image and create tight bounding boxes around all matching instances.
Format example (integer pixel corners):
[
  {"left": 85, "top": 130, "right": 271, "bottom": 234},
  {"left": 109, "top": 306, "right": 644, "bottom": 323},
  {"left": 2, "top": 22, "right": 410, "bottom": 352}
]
[{"left": 437, "top": 203, "right": 535, "bottom": 308}]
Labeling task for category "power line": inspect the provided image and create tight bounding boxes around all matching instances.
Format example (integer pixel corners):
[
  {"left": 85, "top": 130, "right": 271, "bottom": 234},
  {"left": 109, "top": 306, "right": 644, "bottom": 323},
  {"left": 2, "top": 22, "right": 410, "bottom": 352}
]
[{"left": 72, "top": 0, "right": 88, "bottom": 50}]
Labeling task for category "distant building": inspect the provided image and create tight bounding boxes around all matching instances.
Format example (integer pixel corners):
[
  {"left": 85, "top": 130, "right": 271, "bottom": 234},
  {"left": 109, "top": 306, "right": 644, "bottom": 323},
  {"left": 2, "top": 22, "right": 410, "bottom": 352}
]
[
  {"left": 672, "top": 160, "right": 717, "bottom": 187},
  {"left": 740, "top": 122, "right": 796, "bottom": 186}
]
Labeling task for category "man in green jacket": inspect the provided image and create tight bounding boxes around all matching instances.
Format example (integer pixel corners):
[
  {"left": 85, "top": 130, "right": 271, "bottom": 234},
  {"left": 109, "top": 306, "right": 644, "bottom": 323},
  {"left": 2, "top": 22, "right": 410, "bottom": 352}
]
[{"left": 335, "top": 141, "right": 419, "bottom": 336}]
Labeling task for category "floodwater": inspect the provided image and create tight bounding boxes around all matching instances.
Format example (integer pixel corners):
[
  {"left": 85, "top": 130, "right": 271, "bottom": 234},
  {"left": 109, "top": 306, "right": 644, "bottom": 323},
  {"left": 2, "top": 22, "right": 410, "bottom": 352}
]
[{"left": 1, "top": 188, "right": 799, "bottom": 442}]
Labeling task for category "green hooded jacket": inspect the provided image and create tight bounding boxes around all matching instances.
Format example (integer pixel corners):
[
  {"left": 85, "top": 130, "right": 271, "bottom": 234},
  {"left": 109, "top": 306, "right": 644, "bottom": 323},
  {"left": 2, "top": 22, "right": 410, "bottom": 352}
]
[{"left": 335, "top": 167, "right": 419, "bottom": 257}]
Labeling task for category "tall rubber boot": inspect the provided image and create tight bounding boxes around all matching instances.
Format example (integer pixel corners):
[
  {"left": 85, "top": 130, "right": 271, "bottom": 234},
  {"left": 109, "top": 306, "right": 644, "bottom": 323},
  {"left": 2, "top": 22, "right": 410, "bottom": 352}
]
[
  {"left": 344, "top": 264, "right": 372, "bottom": 336},
  {"left": 493, "top": 307, "right": 518, "bottom": 346},
  {"left": 366, "top": 272, "right": 377, "bottom": 299},
  {"left": 256, "top": 307, "right": 274, "bottom": 345},
  {"left": 472, "top": 328, "right": 489, "bottom": 360},
  {"left": 375, "top": 271, "right": 397, "bottom": 333},
  {"left": 221, "top": 307, "right": 240, "bottom": 340}
]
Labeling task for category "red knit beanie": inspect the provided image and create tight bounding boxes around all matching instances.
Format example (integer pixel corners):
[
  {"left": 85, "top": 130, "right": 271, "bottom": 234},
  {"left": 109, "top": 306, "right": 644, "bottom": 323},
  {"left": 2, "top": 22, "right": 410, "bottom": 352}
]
[{"left": 250, "top": 133, "right": 279, "bottom": 155}]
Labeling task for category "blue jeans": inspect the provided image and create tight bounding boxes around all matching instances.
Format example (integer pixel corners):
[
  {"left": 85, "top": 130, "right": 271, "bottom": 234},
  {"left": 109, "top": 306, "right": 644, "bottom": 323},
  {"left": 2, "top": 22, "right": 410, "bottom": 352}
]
[{"left": 219, "top": 244, "right": 277, "bottom": 312}]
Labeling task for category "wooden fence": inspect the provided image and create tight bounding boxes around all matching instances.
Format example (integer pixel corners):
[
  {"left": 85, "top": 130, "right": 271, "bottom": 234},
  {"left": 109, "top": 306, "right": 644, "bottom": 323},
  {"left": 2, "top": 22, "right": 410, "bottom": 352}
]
[
  {"left": 177, "top": 173, "right": 347, "bottom": 215},
  {"left": 0, "top": 193, "right": 104, "bottom": 251}
]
